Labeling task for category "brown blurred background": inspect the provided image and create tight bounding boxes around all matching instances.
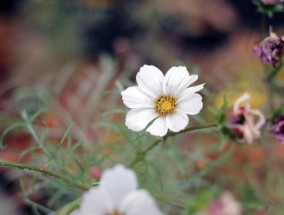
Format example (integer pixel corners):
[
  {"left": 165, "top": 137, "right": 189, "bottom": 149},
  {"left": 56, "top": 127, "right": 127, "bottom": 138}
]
[{"left": 0, "top": 0, "right": 284, "bottom": 214}]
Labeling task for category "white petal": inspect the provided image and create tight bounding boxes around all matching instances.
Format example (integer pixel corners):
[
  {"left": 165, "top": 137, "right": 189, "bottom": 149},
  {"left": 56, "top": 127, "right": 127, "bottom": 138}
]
[
  {"left": 177, "top": 93, "right": 203, "bottom": 115},
  {"left": 126, "top": 108, "right": 158, "bottom": 131},
  {"left": 120, "top": 190, "right": 164, "bottom": 215},
  {"left": 166, "top": 111, "right": 188, "bottom": 132},
  {"left": 233, "top": 93, "right": 250, "bottom": 113},
  {"left": 79, "top": 187, "right": 113, "bottom": 215},
  {"left": 177, "top": 84, "right": 204, "bottom": 101},
  {"left": 163, "top": 66, "right": 198, "bottom": 96},
  {"left": 184, "top": 83, "right": 205, "bottom": 94},
  {"left": 146, "top": 117, "right": 168, "bottom": 137},
  {"left": 121, "top": 86, "right": 154, "bottom": 108},
  {"left": 136, "top": 65, "right": 164, "bottom": 98},
  {"left": 242, "top": 126, "right": 255, "bottom": 144},
  {"left": 70, "top": 210, "right": 80, "bottom": 215},
  {"left": 162, "top": 66, "right": 189, "bottom": 96},
  {"left": 188, "top": 75, "right": 198, "bottom": 85},
  {"left": 248, "top": 109, "right": 265, "bottom": 130},
  {"left": 100, "top": 164, "right": 138, "bottom": 210}
]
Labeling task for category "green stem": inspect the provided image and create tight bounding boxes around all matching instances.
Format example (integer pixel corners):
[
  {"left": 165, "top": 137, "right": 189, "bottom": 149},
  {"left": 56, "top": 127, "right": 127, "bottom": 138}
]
[
  {"left": 57, "top": 198, "right": 81, "bottom": 215},
  {"left": 266, "top": 62, "right": 284, "bottom": 98},
  {"left": 130, "top": 123, "right": 217, "bottom": 167},
  {"left": 21, "top": 111, "right": 51, "bottom": 157},
  {"left": 130, "top": 139, "right": 160, "bottom": 167},
  {"left": 260, "top": 14, "right": 267, "bottom": 38},
  {"left": 266, "top": 62, "right": 283, "bottom": 82},
  {"left": 165, "top": 123, "right": 217, "bottom": 139},
  {"left": 154, "top": 194, "right": 185, "bottom": 208},
  {"left": 0, "top": 161, "right": 89, "bottom": 190}
]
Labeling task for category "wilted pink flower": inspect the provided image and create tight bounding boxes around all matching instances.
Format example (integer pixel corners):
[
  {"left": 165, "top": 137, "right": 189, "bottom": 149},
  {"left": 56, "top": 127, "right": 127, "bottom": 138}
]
[
  {"left": 267, "top": 115, "right": 284, "bottom": 144},
  {"left": 228, "top": 93, "right": 265, "bottom": 144},
  {"left": 261, "top": 0, "right": 283, "bottom": 5},
  {"left": 196, "top": 192, "right": 242, "bottom": 215},
  {"left": 253, "top": 30, "right": 284, "bottom": 66}
]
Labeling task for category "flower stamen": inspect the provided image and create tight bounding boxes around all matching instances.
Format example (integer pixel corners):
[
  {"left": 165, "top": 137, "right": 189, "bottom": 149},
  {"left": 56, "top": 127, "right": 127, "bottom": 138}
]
[
  {"left": 155, "top": 95, "right": 177, "bottom": 116},
  {"left": 107, "top": 211, "right": 124, "bottom": 215}
]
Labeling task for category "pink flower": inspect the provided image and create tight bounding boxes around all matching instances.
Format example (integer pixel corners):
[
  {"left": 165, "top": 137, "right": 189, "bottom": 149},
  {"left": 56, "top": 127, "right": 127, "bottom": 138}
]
[
  {"left": 261, "top": 0, "right": 283, "bottom": 5},
  {"left": 89, "top": 166, "right": 101, "bottom": 179},
  {"left": 228, "top": 93, "right": 265, "bottom": 144},
  {"left": 196, "top": 192, "right": 242, "bottom": 215}
]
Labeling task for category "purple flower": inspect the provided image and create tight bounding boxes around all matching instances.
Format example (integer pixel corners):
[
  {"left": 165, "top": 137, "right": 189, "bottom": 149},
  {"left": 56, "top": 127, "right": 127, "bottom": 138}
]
[
  {"left": 267, "top": 115, "right": 284, "bottom": 144},
  {"left": 253, "top": 33, "right": 284, "bottom": 66},
  {"left": 261, "top": 0, "right": 283, "bottom": 5}
]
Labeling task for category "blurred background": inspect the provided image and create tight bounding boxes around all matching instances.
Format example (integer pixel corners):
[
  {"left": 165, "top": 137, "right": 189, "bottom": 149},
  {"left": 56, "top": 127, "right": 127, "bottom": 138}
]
[{"left": 0, "top": 0, "right": 284, "bottom": 214}]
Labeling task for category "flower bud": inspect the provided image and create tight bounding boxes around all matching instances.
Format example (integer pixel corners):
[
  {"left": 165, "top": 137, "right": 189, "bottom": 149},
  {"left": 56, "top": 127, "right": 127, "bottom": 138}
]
[
  {"left": 253, "top": 32, "right": 284, "bottom": 66},
  {"left": 89, "top": 166, "right": 101, "bottom": 180},
  {"left": 267, "top": 115, "right": 284, "bottom": 144}
]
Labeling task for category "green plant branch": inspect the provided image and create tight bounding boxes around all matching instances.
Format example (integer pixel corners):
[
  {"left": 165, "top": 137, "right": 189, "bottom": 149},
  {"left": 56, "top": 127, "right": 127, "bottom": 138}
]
[
  {"left": 130, "top": 123, "right": 217, "bottom": 167},
  {"left": 21, "top": 111, "right": 51, "bottom": 157},
  {"left": 265, "top": 62, "right": 284, "bottom": 98},
  {"left": 0, "top": 161, "right": 89, "bottom": 190},
  {"left": 165, "top": 123, "right": 217, "bottom": 138},
  {"left": 57, "top": 198, "right": 81, "bottom": 215},
  {"left": 260, "top": 14, "right": 267, "bottom": 38},
  {"left": 266, "top": 62, "right": 283, "bottom": 82},
  {"left": 155, "top": 194, "right": 186, "bottom": 209}
]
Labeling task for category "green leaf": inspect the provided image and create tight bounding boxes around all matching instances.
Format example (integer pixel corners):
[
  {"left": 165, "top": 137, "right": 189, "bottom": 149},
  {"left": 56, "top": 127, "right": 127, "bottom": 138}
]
[
  {"left": 0, "top": 122, "right": 27, "bottom": 149},
  {"left": 269, "top": 104, "right": 284, "bottom": 122},
  {"left": 42, "top": 122, "right": 74, "bottom": 169},
  {"left": 211, "top": 97, "right": 235, "bottom": 148},
  {"left": 184, "top": 186, "right": 220, "bottom": 214},
  {"left": 253, "top": 0, "right": 284, "bottom": 17}
]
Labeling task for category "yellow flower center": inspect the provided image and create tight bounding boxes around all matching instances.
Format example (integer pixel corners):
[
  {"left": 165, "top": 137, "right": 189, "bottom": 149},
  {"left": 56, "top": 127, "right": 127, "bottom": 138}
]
[
  {"left": 107, "top": 211, "right": 124, "bottom": 215},
  {"left": 155, "top": 95, "right": 177, "bottom": 116}
]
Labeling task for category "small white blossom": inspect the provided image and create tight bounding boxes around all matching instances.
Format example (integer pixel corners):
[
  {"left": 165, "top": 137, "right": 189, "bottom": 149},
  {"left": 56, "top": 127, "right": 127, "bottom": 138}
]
[
  {"left": 121, "top": 65, "right": 204, "bottom": 136},
  {"left": 71, "top": 164, "right": 164, "bottom": 215}
]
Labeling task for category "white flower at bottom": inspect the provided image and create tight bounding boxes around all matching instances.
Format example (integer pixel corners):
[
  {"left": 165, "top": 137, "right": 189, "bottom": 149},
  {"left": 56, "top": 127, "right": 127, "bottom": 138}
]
[
  {"left": 121, "top": 65, "right": 204, "bottom": 137},
  {"left": 71, "top": 164, "right": 164, "bottom": 215}
]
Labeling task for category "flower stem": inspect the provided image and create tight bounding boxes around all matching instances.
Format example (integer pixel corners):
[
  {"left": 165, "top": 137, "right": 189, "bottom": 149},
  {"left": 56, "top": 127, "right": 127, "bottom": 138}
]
[
  {"left": 266, "top": 62, "right": 283, "bottom": 82},
  {"left": 129, "top": 139, "right": 160, "bottom": 167},
  {"left": 260, "top": 14, "right": 267, "bottom": 38},
  {"left": 0, "top": 161, "right": 89, "bottom": 190},
  {"left": 130, "top": 123, "right": 217, "bottom": 167},
  {"left": 266, "top": 62, "right": 284, "bottom": 99},
  {"left": 155, "top": 194, "right": 185, "bottom": 208},
  {"left": 57, "top": 198, "right": 81, "bottom": 215},
  {"left": 165, "top": 123, "right": 217, "bottom": 139}
]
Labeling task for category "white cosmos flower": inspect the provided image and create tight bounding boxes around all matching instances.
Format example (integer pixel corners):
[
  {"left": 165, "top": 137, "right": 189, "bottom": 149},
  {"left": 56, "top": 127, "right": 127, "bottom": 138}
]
[
  {"left": 71, "top": 164, "right": 164, "bottom": 215},
  {"left": 121, "top": 65, "right": 204, "bottom": 136}
]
